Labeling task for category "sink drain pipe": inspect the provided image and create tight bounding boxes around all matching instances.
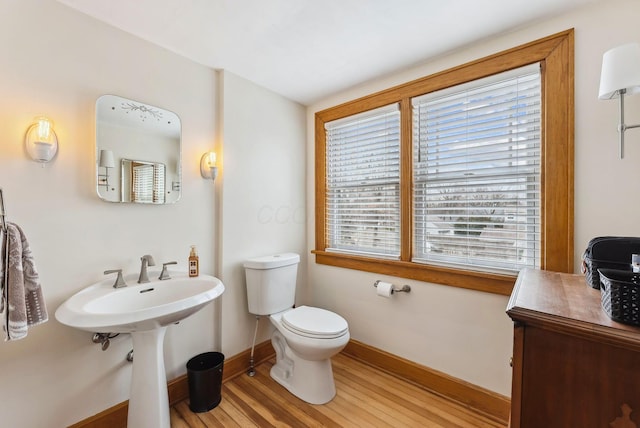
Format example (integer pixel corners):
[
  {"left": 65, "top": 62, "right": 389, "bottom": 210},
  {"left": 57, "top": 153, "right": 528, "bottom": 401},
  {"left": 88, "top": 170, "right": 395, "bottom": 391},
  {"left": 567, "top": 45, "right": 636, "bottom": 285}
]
[{"left": 92, "top": 332, "right": 120, "bottom": 351}]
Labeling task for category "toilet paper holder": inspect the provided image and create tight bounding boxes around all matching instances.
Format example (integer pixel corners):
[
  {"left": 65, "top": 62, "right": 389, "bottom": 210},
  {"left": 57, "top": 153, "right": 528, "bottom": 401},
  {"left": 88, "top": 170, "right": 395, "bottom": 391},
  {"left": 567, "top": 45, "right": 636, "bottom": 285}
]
[{"left": 373, "top": 280, "right": 411, "bottom": 293}]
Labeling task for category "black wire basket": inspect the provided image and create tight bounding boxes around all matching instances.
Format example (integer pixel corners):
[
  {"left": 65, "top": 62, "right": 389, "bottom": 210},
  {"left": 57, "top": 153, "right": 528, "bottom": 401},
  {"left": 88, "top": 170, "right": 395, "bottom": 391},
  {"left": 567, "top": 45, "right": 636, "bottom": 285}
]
[
  {"left": 598, "top": 268, "right": 640, "bottom": 326},
  {"left": 582, "top": 236, "right": 640, "bottom": 289}
]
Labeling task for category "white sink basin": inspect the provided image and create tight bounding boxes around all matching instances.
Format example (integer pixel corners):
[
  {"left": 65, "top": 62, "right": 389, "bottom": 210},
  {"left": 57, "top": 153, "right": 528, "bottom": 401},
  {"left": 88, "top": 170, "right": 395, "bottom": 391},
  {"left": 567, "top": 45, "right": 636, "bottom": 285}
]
[
  {"left": 55, "top": 272, "right": 224, "bottom": 333},
  {"left": 55, "top": 271, "right": 224, "bottom": 428}
]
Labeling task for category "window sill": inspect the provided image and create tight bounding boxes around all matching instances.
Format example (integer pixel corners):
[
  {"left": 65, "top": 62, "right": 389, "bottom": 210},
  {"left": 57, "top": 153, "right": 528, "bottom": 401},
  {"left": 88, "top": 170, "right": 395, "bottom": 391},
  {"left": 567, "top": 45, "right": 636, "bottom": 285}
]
[{"left": 312, "top": 250, "right": 516, "bottom": 296}]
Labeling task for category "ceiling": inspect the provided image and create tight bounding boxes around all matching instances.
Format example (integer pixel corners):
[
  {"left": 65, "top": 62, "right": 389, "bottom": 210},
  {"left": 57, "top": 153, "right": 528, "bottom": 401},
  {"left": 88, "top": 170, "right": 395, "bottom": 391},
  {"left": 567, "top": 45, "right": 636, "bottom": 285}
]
[{"left": 55, "top": 0, "right": 599, "bottom": 105}]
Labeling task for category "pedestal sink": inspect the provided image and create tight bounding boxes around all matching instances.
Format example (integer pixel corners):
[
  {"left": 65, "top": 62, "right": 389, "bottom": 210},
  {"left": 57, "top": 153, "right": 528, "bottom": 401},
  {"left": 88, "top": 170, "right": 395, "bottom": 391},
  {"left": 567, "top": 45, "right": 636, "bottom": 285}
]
[{"left": 55, "top": 272, "right": 224, "bottom": 428}]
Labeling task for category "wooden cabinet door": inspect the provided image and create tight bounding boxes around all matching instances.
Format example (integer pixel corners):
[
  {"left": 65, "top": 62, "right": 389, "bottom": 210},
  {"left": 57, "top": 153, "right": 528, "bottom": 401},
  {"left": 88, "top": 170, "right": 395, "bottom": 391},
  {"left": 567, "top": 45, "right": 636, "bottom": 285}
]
[{"left": 519, "top": 326, "right": 640, "bottom": 427}]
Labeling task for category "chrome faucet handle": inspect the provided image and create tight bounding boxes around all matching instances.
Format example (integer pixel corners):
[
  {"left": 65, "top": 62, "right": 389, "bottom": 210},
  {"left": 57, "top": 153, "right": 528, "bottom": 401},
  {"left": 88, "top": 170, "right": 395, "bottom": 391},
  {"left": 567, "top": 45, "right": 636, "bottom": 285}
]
[
  {"left": 138, "top": 255, "right": 156, "bottom": 284},
  {"left": 159, "top": 261, "right": 178, "bottom": 280},
  {"left": 104, "top": 269, "right": 127, "bottom": 288}
]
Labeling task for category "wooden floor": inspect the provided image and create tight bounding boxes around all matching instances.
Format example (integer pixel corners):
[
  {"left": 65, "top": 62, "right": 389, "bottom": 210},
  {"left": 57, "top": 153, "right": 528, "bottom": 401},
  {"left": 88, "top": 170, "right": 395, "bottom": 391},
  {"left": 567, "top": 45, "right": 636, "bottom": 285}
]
[{"left": 170, "top": 353, "right": 507, "bottom": 427}]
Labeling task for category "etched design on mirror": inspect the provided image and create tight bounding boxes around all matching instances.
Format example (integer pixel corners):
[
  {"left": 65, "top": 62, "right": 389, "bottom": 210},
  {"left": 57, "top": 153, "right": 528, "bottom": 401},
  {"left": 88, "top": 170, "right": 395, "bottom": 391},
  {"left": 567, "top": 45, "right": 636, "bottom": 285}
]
[
  {"left": 121, "top": 102, "right": 164, "bottom": 121},
  {"left": 95, "top": 95, "right": 181, "bottom": 204}
]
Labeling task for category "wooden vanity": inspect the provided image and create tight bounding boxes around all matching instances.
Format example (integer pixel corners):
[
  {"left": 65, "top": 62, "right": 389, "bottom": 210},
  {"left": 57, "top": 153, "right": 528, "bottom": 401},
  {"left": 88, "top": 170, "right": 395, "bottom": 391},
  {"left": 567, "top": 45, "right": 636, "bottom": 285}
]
[{"left": 506, "top": 268, "right": 640, "bottom": 427}]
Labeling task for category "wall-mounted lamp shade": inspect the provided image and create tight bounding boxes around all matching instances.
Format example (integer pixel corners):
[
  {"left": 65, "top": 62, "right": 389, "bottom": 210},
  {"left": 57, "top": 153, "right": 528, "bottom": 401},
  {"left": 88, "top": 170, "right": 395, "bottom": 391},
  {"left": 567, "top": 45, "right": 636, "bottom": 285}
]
[
  {"left": 598, "top": 43, "right": 640, "bottom": 158},
  {"left": 99, "top": 149, "right": 115, "bottom": 168},
  {"left": 599, "top": 43, "right": 640, "bottom": 99},
  {"left": 25, "top": 116, "right": 58, "bottom": 163},
  {"left": 200, "top": 151, "right": 218, "bottom": 181},
  {"left": 97, "top": 149, "right": 115, "bottom": 192}
]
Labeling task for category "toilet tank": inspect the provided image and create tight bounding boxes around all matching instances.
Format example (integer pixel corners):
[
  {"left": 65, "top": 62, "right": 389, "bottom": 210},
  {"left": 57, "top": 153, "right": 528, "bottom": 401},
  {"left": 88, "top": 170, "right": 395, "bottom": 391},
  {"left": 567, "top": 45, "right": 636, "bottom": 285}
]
[{"left": 244, "top": 253, "right": 300, "bottom": 316}]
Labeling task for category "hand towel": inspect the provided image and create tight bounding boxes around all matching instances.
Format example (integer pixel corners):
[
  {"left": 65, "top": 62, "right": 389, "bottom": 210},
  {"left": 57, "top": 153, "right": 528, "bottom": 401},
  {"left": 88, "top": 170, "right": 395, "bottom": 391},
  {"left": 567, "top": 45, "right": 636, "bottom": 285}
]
[
  {"left": 1, "top": 226, "right": 9, "bottom": 336},
  {"left": 1, "top": 222, "right": 48, "bottom": 340},
  {"left": 0, "top": 227, "right": 6, "bottom": 316}
]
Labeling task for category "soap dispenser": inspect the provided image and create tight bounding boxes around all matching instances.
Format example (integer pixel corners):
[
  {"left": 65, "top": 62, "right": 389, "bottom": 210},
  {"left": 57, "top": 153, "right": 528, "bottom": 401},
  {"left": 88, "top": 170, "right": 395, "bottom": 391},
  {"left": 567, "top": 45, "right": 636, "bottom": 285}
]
[{"left": 189, "top": 245, "right": 199, "bottom": 277}]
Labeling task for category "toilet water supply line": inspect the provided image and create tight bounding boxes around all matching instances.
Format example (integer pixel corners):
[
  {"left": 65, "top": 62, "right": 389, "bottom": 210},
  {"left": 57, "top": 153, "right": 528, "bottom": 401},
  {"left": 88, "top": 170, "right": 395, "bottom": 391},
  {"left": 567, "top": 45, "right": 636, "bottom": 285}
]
[{"left": 248, "top": 315, "right": 260, "bottom": 377}]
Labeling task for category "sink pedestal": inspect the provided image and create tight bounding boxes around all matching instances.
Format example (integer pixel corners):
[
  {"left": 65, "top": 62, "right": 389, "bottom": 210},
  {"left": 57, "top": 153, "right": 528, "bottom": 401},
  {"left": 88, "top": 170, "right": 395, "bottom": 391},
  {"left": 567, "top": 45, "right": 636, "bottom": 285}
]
[{"left": 128, "top": 326, "right": 170, "bottom": 428}]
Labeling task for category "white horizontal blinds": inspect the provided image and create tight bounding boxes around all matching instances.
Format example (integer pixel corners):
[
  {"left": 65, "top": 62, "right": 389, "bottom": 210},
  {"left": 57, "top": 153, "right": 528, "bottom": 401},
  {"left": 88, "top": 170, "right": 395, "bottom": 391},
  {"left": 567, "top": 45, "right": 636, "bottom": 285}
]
[
  {"left": 412, "top": 64, "right": 541, "bottom": 273},
  {"left": 325, "top": 104, "right": 401, "bottom": 258},
  {"left": 153, "top": 164, "right": 165, "bottom": 203},
  {"left": 132, "top": 163, "right": 154, "bottom": 203}
]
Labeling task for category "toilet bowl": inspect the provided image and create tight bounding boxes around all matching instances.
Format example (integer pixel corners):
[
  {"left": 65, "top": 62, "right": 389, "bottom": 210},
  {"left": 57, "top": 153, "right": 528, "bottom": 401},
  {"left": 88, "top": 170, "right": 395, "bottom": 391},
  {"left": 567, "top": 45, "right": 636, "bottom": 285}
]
[{"left": 268, "top": 306, "right": 349, "bottom": 404}]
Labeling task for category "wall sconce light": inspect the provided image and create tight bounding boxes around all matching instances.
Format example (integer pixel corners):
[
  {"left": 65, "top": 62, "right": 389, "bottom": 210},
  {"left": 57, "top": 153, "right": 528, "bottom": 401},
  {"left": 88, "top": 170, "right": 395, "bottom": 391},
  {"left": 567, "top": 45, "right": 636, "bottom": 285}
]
[
  {"left": 599, "top": 42, "right": 640, "bottom": 158},
  {"left": 200, "top": 151, "right": 218, "bottom": 181},
  {"left": 25, "top": 116, "right": 58, "bottom": 164},
  {"left": 98, "top": 149, "right": 115, "bottom": 191}
]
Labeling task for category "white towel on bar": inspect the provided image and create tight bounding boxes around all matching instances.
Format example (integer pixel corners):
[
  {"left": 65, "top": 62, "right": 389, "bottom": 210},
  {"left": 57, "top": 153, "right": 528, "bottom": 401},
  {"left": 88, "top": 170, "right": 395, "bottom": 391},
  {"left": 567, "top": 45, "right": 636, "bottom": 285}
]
[{"left": 1, "top": 222, "right": 48, "bottom": 340}]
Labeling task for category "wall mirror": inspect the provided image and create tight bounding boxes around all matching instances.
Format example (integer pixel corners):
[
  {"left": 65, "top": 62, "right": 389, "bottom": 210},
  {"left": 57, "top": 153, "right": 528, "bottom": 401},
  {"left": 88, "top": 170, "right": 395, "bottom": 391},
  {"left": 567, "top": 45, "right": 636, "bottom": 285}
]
[{"left": 95, "top": 94, "right": 181, "bottom": 204}]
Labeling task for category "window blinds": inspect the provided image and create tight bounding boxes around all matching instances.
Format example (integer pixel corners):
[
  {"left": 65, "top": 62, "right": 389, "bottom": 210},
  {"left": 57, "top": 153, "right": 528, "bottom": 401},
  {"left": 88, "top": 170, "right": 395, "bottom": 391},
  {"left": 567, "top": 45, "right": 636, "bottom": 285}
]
[
  {"left": 412, "top": 64, "right": 541, "bottom": 273},
  {"left": 325, "top": 104, "right": 401, "bottom": 258},
  {"left": 132, "top": 162, "right": 165, "bottom": 204},
  {"left": 152, "top": 164, "right": 165, "bottom": 203},
  {"left": 132, "top": 163, "right": 154, "bottom": 203}
]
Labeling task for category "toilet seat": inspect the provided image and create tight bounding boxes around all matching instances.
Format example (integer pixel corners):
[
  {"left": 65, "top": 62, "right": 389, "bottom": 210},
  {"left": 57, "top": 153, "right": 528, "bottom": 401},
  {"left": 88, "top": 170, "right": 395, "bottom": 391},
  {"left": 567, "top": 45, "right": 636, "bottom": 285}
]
[{"left": 281, "top": 306, "right": 348, "bottom": 339}]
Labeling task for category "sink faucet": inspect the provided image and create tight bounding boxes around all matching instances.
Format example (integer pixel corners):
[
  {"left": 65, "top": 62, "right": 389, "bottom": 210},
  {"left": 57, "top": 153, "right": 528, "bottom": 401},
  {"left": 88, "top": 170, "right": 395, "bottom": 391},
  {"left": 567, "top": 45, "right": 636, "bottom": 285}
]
[
  {"left": 159, "top": 261, "right": 178, "bottom": 280},
  {"left": 104, "top": 269, "right": 127, "bottom": 288},
  {"left": 138, "top": 255, "right": 156, "bottom": 284}
]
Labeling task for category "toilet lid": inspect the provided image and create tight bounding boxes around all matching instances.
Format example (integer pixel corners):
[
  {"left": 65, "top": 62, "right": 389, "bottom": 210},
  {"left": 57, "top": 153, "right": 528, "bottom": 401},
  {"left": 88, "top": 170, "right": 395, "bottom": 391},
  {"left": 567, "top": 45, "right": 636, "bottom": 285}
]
[{"left": 282, "top": 306, "right": 348, "bottom": 339}]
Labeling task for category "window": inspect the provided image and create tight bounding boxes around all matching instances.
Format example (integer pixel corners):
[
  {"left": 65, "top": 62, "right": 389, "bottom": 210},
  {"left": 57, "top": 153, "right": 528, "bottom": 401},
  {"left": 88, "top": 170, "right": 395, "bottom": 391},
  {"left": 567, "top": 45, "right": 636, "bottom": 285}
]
[
  {"left": 412, "top": 65, "right": 541, "bottom": 273},
  {"left": 325, "top": 104, "right": 401, "bottom": 258},
  {"left": 314, "top": 30, "right": 574, "bottom": 295}
]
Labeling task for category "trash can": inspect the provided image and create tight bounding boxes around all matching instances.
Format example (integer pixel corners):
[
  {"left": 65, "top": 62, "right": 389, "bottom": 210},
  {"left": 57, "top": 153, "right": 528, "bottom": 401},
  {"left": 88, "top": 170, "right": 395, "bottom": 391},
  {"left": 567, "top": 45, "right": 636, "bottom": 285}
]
[{"left": 186, "top": 351, "right": 225, "bottom": 412}]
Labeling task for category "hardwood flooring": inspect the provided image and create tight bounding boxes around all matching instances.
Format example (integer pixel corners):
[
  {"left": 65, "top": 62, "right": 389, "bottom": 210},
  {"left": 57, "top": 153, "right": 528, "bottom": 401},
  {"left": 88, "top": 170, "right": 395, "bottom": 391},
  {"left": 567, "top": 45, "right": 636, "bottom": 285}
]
[{"left": 170, "top": 353, "right": 507, "bottom": 427}]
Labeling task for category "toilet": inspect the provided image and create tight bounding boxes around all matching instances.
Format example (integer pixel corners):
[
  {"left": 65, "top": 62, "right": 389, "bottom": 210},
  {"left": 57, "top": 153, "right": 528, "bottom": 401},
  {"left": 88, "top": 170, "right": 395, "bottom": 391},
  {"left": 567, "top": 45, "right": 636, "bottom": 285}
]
[{"left": 244, "top": 253, "right": 350, "bottom": 404}]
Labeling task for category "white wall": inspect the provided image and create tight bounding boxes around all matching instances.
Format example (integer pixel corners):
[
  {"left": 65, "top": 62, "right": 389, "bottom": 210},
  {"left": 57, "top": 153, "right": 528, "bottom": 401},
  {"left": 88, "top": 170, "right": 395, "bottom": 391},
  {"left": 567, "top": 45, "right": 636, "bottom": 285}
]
[
  {"left": 218, "top": 70, "right": 307, "bottom": 355},
  {"left": 0, "top": 1, "right": 304, "bottom": 427},
  {"left": 307, "top": 0, "right": 640, "bottom": 397}
]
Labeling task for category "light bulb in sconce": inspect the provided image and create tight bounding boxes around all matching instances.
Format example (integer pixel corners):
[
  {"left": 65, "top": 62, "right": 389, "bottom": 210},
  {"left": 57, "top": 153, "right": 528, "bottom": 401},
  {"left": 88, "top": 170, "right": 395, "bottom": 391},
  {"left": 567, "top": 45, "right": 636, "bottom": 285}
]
[
  {"left": 25, "top": 116, "right": 58, "bottom": 164},
  {"left": 200, "top": 151, "right": 219, "bottom": 181},
  {"left": 36, "top": 117, "right": 52, "bottom": 141}
]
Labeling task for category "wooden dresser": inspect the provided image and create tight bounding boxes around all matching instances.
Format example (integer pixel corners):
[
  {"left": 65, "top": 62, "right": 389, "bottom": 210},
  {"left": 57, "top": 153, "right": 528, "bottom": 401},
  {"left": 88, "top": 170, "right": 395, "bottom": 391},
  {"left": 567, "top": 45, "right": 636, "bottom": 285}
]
[{"left": 507, "top": 268, "right": 640, "bottom": 428}]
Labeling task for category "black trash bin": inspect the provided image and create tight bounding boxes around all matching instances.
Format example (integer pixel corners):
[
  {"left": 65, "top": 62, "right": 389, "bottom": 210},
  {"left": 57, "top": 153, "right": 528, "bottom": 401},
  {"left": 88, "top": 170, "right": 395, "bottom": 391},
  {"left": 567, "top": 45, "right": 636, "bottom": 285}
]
[{"left": 186, "top": 351, "right": 225, "bottom": 412}]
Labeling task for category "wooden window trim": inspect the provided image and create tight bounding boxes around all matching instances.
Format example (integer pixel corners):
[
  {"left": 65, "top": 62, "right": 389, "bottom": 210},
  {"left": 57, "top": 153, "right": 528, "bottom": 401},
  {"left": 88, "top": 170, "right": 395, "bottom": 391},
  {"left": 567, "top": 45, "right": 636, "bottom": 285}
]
[{"left": 314, "top": 30, "right": 574, "bottom": 296}]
